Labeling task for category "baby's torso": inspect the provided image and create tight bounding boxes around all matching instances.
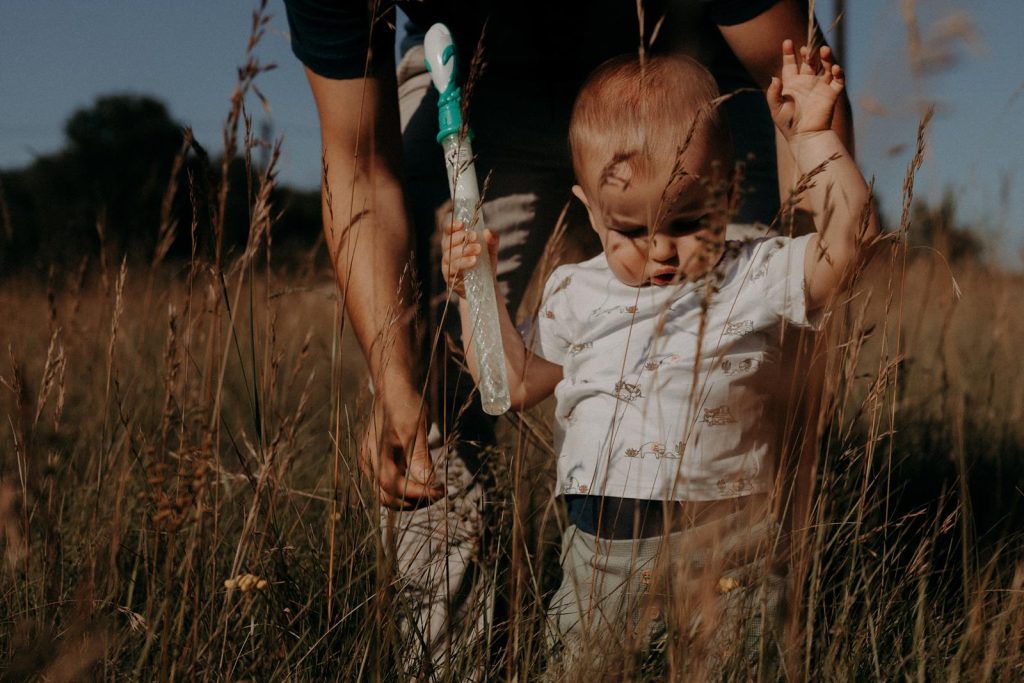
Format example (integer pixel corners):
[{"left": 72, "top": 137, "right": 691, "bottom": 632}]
[{"left": 537, "top": 235, "right": 811, "bottom": 501}]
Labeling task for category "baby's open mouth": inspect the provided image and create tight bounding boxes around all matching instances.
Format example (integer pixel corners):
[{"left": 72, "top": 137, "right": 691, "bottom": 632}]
[{"left": 650, "top": 268, "right": 679, "bottom": 286}]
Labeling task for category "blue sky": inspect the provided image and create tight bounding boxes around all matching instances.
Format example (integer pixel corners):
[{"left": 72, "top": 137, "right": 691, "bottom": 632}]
[{"left": 2, "top": 1, "right": 1021, "bottom": 261}]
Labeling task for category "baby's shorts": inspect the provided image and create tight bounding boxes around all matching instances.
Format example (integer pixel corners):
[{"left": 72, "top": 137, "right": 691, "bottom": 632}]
[{"left": 544, "top": 496, "right": 787, "bottom": 680}]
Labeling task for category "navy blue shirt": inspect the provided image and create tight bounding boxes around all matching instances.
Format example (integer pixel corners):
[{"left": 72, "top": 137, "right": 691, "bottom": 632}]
[{"left": 283, "top": 0, "right": 780, "bottom": 87}]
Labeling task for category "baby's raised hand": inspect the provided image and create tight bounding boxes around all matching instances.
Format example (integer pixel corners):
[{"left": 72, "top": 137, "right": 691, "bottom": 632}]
[
  {"left": 767, "top": 39, "right": 845, "bottom": 141},
  {"left": 441, "top": 221, "right": 499, "bottom": 298}
]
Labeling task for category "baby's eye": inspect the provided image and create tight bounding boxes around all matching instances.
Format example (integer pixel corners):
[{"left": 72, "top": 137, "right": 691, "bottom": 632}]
[
  {"left": 666, "top": 217, "right": 706, "bottom": 236},
  {"left": 617, "top": 226, "right": 648, "bottom": 239}
]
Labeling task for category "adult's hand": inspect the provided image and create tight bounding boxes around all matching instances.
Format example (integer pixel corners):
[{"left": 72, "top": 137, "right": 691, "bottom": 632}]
[{"left": 360, "top": 388, "right": 445, "bottom": 509}]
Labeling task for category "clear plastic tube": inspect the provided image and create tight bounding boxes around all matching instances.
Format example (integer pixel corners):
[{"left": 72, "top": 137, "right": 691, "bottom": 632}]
[{"left": 441, "top": 134, "right": 511, "bottom": 415}]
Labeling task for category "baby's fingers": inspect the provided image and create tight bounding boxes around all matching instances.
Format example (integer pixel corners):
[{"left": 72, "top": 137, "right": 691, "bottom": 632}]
[
  {"left": 798, "top": 45, "right": 815, "bottom": 75},
  {"left": 780, "top": 39, "right": 799, "bottom": 78},
  {"left": 819, "top": 46, "right": 833, "bottom": 69},
  {"left": 820, "top": 46, "right": 840, "bottom": 84},
  {"left": 829, "top": 64, "right": 845, "bottom": 93},
  {"left": 482, "top": 228, "right": 500, "bottom": 252},
  {"left": 442, "top": 223, "right": 476, "bottom": 254},
  {"left": 482, "top": 228, "right": 501, "bottom": 270},
  {"left": 448, "top": 241, "right": 484, "bottom": 268},
  {"left": 766, "top": 76, "right": 784, "bottom": 112}
]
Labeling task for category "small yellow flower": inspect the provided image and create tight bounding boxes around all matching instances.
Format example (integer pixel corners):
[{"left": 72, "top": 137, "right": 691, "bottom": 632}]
[
  {"left": 224, "top": 573, "right": 269, "bottom": 593},
  {"left": 718, "top": 576, "right": 741, "bottom": 594}
]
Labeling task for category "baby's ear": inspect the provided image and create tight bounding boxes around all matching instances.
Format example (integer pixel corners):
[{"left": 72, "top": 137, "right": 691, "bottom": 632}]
[
  {"left": 571, "top": 184, "right": 591, "bottom": 209},
  {"left": 571, "top": 184, "right": 600, "bottom": 232}
]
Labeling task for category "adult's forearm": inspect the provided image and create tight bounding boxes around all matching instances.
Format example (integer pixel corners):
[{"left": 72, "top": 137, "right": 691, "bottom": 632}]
[
  {"left": 307, "top": 68, "right": 421, "bottom": 402},
  {"left": 322, "top": 158, "right": 420, "bottom": 398}
]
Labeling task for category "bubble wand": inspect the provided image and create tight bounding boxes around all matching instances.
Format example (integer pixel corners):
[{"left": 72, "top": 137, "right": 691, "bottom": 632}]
[{"left": 424, "top": 24, "right": 511, "bottom": 416}]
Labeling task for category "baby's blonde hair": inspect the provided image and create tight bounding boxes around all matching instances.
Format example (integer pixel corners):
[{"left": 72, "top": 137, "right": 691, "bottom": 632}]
[{"left": 569, "top": 54, "right": 731, "bottom": 195}]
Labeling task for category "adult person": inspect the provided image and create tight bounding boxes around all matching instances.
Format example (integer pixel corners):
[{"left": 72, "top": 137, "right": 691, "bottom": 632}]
[{"left": 282, "top": 0, "right": 853, "bottom": 677}]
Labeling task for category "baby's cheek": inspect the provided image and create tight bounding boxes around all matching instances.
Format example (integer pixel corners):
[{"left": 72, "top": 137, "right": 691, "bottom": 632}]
[
  {"left": 680, "top": 245, "right": 712, "bottom": 278},
  {"left": 607, "top": 243, "right": 645, "bottom": 284}
]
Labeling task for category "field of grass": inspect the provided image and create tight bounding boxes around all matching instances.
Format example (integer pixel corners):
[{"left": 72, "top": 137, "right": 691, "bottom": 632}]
[
  {"left": 1, "top": 189, "right": 1022, "bottom": 680},
  {"left": 2, "top": 6, "right": 1023, "bottom": 681}
]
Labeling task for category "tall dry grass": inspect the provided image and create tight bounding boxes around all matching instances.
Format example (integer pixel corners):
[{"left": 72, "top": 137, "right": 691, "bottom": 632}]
[{"left": 2, "top": 2, "right": 1023, "bottom": 681}]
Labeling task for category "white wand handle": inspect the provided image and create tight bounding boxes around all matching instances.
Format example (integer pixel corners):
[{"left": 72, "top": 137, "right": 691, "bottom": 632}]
[{"left": 425, "top": 24, "right": 511, "bottom": 416}]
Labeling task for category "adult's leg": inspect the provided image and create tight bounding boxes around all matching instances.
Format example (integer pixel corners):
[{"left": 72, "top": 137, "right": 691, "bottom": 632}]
[
  {"left": 386, "top": 46, "right": 589, "bottom": 680},
  {"left": 384, "top": 46, "right": 493, "bottom": 681}
]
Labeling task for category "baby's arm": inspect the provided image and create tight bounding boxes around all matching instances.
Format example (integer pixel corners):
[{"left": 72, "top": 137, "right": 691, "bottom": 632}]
[
  {"left": 441, "top": 222, "right": 563, "bottom": 410},
  {"left": 766, "top": 40, "right": 879, "bottom": 310}
]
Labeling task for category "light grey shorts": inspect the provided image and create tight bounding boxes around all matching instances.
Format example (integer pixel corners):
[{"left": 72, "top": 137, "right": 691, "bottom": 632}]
[{"left": 546, "top": 504, "right": 788, "bottom": 680}]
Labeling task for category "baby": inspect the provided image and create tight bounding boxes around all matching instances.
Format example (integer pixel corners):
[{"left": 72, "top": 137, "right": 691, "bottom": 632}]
[{"left": 442, "top": 40, "right": 875, "bottom": 675}]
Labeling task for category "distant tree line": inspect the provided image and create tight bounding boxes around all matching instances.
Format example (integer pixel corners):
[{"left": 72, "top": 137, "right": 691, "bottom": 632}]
[
  {"left": 904, "top": 190, "right": 984, "bottom": 264},
  {"left": 0, "top": 94, "right": 322, "bottom": 278},
  {"left": 0, "top": 94, "right": 985, "bottom": 280}
]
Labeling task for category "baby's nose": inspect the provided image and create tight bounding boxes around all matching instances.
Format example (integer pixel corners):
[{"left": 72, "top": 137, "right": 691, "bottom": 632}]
[{"left": 650, "top": 234, "right": 677, "bottom": 261}]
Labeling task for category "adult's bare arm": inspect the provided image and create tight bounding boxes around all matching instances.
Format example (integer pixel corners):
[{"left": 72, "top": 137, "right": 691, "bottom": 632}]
[
  {"left": 305, "top": 66, "right": 444, "bottom": 507},
  {"left": 718, "top": 0, "right": 855, "bottom": 206}
]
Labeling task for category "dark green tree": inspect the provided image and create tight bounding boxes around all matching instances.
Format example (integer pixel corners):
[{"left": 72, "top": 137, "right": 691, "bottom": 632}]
[
  {"left": 0, "top": 95, "right": 184, "bottom": 272},
  {"left": 0, "top": 94, "right": 320, "bottom": 277}
]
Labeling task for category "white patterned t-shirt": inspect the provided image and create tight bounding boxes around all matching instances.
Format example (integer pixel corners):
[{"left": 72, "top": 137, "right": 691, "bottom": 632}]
[{"left": 525, "top": 231, "right": 819, "bottom": 501}]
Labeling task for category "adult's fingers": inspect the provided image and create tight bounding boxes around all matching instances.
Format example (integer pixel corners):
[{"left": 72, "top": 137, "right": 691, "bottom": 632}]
[
  {"left": 378, "top": 477, "right": 442, "bottom": 509},
  {"left": 405, "top": 421, "right": 444, "bottom": 495},
  {"left": 373, "top": 448, "right": 445, "bottom": 508},
  {"left": 360, "top": 437, "right": 406, "bottom": 509},
  {"left": 381, "top": 419, "right": 444, "bottom": 504},
  {"left": 374, "top": 458, "right": 413, "bottom": 507},
  {"left": 359, "top": 412, "right": 439, "bottom": 508}
]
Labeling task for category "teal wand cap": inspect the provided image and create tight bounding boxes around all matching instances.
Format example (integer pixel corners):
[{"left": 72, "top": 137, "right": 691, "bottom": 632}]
[{"left": 423, "top": 26, "right": 468, "bottom": 143}]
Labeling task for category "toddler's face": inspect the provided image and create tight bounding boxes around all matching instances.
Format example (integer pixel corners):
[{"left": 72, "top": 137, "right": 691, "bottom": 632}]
[{"left": 574, "top": 140, "right": 728, "bottom": 288}]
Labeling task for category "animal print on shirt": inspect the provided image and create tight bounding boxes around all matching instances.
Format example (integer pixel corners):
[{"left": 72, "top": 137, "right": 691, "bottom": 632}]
[
  {"left": 624, "top": 441, "right": 683, "bottom": 459},
  {"left": 614, "top": 381, "right": 642, "bottom": 402},
  {"left": 721, "top": 357, "right": 760, "bottom": 376},
  {"left": 724, "top": 320, "right": 754, "bottom": 336},
  {"left": 703, "top": 405, "right": 736, "bottom": 426},
  {"left": 568, "top": 341, "right": 593, "bottom": 355}
]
